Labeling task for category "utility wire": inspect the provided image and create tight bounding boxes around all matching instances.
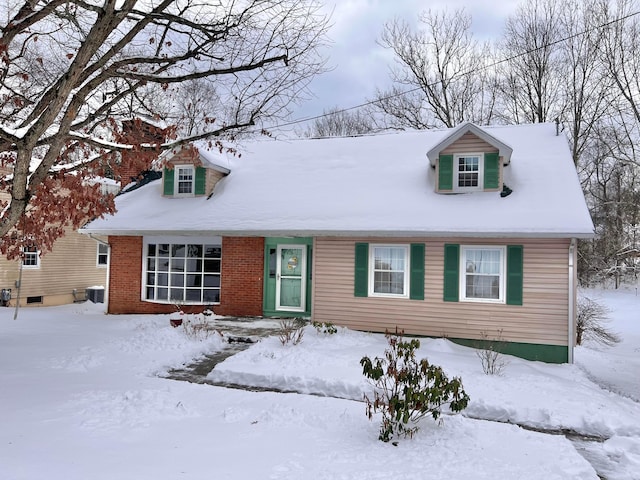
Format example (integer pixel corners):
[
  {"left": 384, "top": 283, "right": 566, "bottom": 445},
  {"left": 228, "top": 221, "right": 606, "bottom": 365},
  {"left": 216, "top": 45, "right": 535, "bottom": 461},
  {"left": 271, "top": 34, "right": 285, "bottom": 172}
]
[{"left": 264, "top": 8, "right": 640, "bottom": 133}]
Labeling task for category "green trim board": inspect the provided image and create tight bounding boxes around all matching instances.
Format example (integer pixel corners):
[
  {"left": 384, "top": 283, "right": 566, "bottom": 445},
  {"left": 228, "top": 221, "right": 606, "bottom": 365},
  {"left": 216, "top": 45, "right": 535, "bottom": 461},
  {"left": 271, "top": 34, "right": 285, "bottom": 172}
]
[
  {"left": 263, "top": 237, "right": 313, "bottom": 317},
  {"left": 449, "top": 337, "right": 568, "bottom": 364}
]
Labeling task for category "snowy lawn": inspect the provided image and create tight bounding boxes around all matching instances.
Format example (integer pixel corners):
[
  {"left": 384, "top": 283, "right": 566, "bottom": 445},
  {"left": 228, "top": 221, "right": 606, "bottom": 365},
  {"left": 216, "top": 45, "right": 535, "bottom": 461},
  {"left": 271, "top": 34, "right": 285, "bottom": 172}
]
[{"left": 1, "top": 290, "right": 639, "bottom": 479}]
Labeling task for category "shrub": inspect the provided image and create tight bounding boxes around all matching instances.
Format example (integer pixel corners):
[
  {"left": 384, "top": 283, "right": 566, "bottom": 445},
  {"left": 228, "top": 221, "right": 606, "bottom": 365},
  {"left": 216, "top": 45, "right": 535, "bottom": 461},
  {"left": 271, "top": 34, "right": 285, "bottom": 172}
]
[
  {"left": 277, "top": 318, "right": 305, "bottom": 346},
  {"left": 476, "top": 329, "right": 508, "bottom": 375},
  {"left": 312, "top": 321, "right": 338, "bottom": 335},
  {"left": 182, "top": 313, "right": 219, "bottom": 341},
  {"left": 360, "top": 330, "right": 469, "bottom": 443},
  {"left": 576, "top": 296, "right": 621, "bottom": 346}
]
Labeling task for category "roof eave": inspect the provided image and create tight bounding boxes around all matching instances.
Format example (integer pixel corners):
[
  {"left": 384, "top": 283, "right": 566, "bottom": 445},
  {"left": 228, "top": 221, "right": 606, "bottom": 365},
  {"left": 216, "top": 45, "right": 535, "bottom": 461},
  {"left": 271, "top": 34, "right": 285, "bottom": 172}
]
[{"left": 79, "top": 227, "right": 595, "bottom": 240}]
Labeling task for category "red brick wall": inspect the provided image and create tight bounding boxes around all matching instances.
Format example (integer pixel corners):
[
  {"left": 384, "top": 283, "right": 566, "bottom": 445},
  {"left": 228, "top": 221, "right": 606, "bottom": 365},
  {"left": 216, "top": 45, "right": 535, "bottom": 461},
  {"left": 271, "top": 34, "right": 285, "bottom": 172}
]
[
  {"left": 107, "top": 235, "right": 264, "bottom": 316},
  {"left": 216, "top": 237, "right": 264, "bottom": 316},
  {"left": 108, "top": 236, "right": 170, "bottom": 314}
]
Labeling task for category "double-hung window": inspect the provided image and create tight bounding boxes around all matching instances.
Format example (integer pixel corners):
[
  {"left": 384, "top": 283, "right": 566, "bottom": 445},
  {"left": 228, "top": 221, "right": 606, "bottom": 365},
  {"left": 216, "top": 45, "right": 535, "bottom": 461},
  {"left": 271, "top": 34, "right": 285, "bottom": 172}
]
[
  {"left": 455, "top": 154, "right": 483, "bottom": 191},
  {"left": 176, "top": 166, "right": 195, "bottom": 195},
  {"left": 144, "top": 238, "right": 222, "bottom": 304},
  {"left": 355, "top": 243, "right": 424, "bottom": 300},
  {"left": 22, "top": 246, "right": 40, "bottom": 269},
  {"left": 444, "top": 244, "right": 523, "bottom": 305},
  {"left": 370, "top": 245, "right": 409, "bottom": 297},
  {"left": 461, "top": 246, "right": 506, "bottom": 302},
  {"left": 97, "top": 243, "right": 109, "bottom": 267}
]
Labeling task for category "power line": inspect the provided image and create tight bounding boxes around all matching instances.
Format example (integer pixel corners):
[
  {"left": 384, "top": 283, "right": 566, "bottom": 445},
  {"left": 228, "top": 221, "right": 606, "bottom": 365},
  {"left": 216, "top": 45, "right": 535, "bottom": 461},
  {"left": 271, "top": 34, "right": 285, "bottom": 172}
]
[{"left": 265, "top": 8, "right": 640, "bottom": 133}]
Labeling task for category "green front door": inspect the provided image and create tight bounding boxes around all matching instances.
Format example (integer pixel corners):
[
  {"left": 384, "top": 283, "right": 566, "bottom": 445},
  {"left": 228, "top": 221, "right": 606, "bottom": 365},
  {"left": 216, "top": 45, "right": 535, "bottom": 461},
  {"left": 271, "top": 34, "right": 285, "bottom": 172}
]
[{"left": 276, "top": 245, "right": 306, "bottom": 312}]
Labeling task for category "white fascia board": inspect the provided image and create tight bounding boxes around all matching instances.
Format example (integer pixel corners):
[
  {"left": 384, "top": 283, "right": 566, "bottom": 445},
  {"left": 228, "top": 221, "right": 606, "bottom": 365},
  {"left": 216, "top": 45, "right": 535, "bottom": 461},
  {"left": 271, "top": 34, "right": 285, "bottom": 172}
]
[{"left": 79, "top": 227, "right": 595, "bottom": 239}]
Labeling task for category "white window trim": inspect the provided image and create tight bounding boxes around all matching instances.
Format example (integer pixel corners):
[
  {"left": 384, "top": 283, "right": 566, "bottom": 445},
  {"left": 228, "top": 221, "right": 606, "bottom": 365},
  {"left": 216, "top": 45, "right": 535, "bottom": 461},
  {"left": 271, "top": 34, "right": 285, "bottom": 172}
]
[
  {"left": 141, "top": 237, "right": 222, "bottom": 305},
  {"left": 459, "top": 245, "right": 506, "bottom": 304},
  {"left": 97, "top": 243, "right": 109, "bottom": 268},
  {"left": 174, "top": 165, "right": 195, "bottom": 197},
  {"left": 453, "top": 153, "right": 484, "bottom": 192},
  {"left": 368, "top": 244, "right": 410, "bottom": 299},
  {"left": 21, "top": 247, "right": 40, "bottom": 269}
]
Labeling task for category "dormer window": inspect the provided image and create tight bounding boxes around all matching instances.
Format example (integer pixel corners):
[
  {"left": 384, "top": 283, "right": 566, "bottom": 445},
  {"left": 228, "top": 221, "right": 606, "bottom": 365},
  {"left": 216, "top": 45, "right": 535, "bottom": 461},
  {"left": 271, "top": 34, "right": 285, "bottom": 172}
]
[
  {"left": 176, "top": 166, "right": 194, "bottom": 195},
  {"left": 427, "top": 123, "right": 512, "bottom": 194},
  {"left": 436, "top": 152, "right": 500, "bottom": 193},
  {"left": 163, "top": 165, "right": 207, "bottom": 197}
]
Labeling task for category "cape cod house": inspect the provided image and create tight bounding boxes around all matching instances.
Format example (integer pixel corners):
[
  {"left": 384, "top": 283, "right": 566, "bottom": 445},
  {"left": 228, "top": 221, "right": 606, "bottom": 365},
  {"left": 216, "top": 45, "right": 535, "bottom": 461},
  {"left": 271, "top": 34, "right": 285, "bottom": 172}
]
[{"left": 81, "top": 122, "right": 594, "bottom": 363}]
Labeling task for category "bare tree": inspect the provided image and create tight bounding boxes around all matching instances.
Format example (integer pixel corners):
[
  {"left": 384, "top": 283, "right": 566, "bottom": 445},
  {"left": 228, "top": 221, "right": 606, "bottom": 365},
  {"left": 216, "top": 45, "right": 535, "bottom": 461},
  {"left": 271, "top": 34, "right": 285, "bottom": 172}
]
[
  {"left": 171, "top": 78, "right": 223, "bottom": 138},
  {"left": 0, "top": 0, "right": 328, "bottom": 258},
  {"left": 556, "top": 0, "right": 612, "bottom": 166},
  {"left": 303, "top": 106, "right": 377, "bottom": 137},
  {"left": 576, "top": 0, "right": 640, "bottom": 286},
  {"left": 373, "top": 9, "right": 497, "bottom": 129},
  {"left": 597, "top": 0, "right": 640, "bottom": 129},
  {"left": 497, "top": 0, "right": 565, "bottom": 124}
]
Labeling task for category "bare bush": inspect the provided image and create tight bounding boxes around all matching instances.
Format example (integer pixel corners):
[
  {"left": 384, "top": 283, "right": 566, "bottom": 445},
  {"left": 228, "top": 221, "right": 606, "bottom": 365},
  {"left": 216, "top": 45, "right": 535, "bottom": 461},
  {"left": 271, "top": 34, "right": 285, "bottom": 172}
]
[
  {"left": 576, "top": 296, "right": 621, "bottom": 347},
  {"left": 277, "top": 319, "right": 305, "bottom": 346},
  {"left": 476, "top": 329, "right": 508, "bottom": 375},
  {"left": 176, "top": 310, "right": 220, "bottom": 341}
]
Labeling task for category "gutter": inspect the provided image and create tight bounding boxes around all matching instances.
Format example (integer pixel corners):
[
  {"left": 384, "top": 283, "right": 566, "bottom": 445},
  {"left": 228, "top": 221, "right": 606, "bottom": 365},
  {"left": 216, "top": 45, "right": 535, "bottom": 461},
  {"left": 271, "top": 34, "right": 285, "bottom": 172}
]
[
  {"left": 568, "top": 238, "right": 577, "bottom": 364},
  {"left": 79, "top": 228, "right": 596, "bottom": 239}
]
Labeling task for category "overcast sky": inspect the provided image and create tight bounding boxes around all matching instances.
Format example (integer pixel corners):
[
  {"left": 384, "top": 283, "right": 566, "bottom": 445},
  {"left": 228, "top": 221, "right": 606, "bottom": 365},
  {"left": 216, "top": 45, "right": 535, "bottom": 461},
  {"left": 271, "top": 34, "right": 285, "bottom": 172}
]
[{"left": 287, "top": 0, "right": 522, "bottom": 129}]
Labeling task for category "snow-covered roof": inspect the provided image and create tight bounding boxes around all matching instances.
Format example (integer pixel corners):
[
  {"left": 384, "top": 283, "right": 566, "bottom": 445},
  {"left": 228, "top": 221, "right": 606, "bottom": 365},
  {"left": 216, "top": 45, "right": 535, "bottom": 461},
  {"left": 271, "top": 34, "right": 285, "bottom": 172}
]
[{"left": 81, "top": 123, "right": 594, "bottom": 238}]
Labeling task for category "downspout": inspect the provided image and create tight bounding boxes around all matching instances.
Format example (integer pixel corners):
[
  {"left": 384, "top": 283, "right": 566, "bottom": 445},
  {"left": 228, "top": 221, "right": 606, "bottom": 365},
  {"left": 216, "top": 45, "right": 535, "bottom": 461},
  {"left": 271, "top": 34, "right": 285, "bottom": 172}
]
[
  {"left": 567, "top": 238, "right": 577, "bottom": 364},
  {"left": 89, "top": 234, "right": 110, "bottom": 312},
  {"left": 13, "top": 260, "right": 24, "bottom": 321}
]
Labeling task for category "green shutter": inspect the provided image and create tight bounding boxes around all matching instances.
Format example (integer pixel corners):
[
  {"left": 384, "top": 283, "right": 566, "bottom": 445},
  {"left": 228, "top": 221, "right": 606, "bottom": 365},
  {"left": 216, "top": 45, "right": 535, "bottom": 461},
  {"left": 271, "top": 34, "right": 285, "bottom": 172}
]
[
  {"left": 506, "top": 245, "right": 524, "bottom": 305},
  {"left": 443, "top": 244, "right": 459, "bottom": 302},
  {"left": 195, "top": 166, "right": 206, "bottom": 195},
  {"left": 484, "top": 152, "right": 500, "bottom": 189},
  {"left": 354, "top": 243, "right": 369, "bottom": 297},
  {"left": 438, "top": 154, "right": 454, "bottom": 191},
  {"left": 409, "top": 243, "right": 425, "bottom": 300},
  {"left": 163, "top": 167, "right": 174, "bottom": 195}
]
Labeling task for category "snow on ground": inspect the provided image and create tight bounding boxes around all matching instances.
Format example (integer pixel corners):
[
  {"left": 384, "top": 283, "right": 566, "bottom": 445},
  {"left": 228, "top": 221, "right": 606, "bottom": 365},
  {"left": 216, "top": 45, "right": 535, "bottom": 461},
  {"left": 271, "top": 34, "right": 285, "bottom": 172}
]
[{"left": 1, "top": 290, "right": 639, "bottom": 479}]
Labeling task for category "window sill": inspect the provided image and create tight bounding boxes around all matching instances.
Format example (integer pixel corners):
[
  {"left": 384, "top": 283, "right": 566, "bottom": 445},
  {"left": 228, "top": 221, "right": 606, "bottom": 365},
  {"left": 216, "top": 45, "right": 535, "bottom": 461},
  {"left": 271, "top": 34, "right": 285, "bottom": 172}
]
[
  {"left": 143, "top": 299, "right": 220, "bottom": 306},
  {"left": 368, "top": 293, "right": 410, "bottom": 299},
  {"left": 460, "top": 297, "right": 505, "bottom": 304}
]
